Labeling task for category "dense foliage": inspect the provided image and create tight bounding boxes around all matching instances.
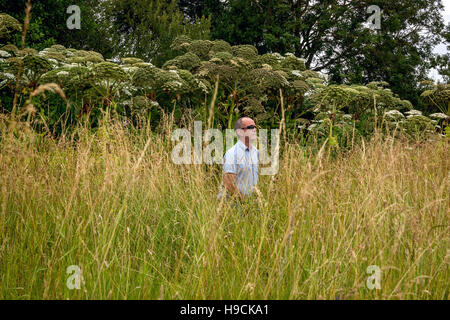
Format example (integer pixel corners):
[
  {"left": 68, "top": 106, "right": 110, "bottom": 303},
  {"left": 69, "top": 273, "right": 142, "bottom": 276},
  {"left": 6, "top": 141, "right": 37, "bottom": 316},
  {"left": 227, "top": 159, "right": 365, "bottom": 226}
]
[
  {"left": 0, "top": 12, "right": 448, "bottom": 146},
  {"left": 178, "top": 0, "right": 448, "bottom": 106},
  {"left": 105, "top": 0, "right": 211, "bottom": 66},
  {"left": 0, "top": 0, "right": 110, "bottom": 53},
  {"left": 0, "top": 6, "right": 448, "bottom": 302},
  {"left": 0, "top": 0, "right": 211, "bottom": 65}
]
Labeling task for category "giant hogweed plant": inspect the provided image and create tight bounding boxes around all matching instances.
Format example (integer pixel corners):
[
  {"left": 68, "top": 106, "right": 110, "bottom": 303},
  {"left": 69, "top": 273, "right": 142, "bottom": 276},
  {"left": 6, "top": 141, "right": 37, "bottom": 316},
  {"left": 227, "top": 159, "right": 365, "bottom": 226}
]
[
  {"left": 163, "top": 37, "right": 322, "bottom": 129},
  {"left": 0, "top": 12, "right": 447, "bottom": 141},
  {"left": 420, "top": 81, "right": 450, "bottom": 116},
  {"left": 419, "top": 81, "right": 450, "bottom": 135},
  {"left": 0, "top": 13, "right": 21, "bottom": 44}
]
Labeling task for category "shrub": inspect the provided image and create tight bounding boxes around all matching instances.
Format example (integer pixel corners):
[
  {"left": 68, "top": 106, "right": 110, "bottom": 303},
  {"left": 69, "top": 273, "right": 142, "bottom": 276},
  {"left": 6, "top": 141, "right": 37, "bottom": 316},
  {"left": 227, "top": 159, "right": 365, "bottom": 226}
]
[
  {"left": 6, "top": 55, "right": 53, "bottom": 88},
  {"left": 232, "top": 45, "right": 259, "bottom": 61},
  {"left": 421, "top": 83, "right": 450, "bottom": 115},
  {"left": 210, "top": 51, "right": 233, "bottom": 63},
  {"left": 20, "top": 48, "right": 39, "bottom": 56},
  {"left": 249, "top": 67, "right": 289, "bottom": 90},
  {"left": 132, "top": 64, "right": 160, "bottom": 90},
  {"left": 280, "top": 55, "right": 306, "bottom": 71},
  {"left": 210, "top": 40, "right": 232, "bottom": 54},
  {"left": 121, "top": 57, "right": 144, "bottom": 65},
  {"left": 187, "top": 40, "right": 213, "bottom": 60},
  {"left": 401, "top": 115, "right": 435, "bottom": 139},
  {"left": 162, "top": 52, "right": 201, "bottom": 71},
  {"left": 254, "top": 53, "right": 283, "bottom": 69},
  {"left": 0, "top": 14, "right": 22, "bottom": 42},
  {"left": 384, "top": 109, "right": 405, "bottom": 121},
  {"left": 1, "top": 37, "right": 429, "bottom": 143},
  {"left": 170, "top": 35, "right": 193, "bottom": 53},
  {"left": 1, "top": 44, "right": 18, "bottom": 54}
]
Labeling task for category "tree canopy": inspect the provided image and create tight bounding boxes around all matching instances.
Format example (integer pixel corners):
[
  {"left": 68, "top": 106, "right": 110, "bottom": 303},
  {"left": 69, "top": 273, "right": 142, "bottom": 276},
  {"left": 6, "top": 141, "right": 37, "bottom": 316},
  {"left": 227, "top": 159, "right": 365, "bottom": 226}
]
[
  {"left": 0, "top": 0, "right": 448, "bottom": 105},
  {"left": 104, "top": 0, "right": 211, "bottom": 67},
  {"left": 0, "top": 0, "right": 111, "bottom": 54},
  {"left": 178, "top": 0, "right": 448, "bottom": 104}
]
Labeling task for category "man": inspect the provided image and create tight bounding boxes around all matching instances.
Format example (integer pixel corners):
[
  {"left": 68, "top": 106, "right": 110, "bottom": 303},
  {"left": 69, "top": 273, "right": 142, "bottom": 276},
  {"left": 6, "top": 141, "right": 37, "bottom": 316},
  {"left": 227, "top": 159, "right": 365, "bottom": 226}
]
[{"left": 218, "top": 117, "right": 259, "bottom": 201}]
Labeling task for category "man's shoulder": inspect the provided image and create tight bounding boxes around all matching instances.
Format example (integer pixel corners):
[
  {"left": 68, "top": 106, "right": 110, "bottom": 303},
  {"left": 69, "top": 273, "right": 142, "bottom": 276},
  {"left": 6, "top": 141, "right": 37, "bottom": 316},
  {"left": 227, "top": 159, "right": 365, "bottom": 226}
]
[
  {"left": 223, "top": 144, "right": 239, "bottom": 164},
  {"left": 252, "top": 147, "right": 259, "bottom": 162},
  {"left": 224, "top": 142, "right": 258, "bottom": 157},
  {"left": 224, "top": 144, "right": 238, "bottom": 156}
]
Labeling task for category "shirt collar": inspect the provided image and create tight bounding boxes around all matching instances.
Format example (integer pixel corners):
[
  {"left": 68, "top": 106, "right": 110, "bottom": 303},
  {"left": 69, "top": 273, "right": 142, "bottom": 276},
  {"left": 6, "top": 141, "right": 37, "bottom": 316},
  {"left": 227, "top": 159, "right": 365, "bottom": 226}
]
[{"left": 237, "top": 139, "right": 251, "bottom": 151}]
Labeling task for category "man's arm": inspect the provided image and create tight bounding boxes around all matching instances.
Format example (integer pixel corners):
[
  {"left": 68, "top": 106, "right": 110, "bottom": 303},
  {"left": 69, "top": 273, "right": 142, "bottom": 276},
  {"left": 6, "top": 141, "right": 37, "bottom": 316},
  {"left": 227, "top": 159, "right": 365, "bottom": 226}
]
[{"left": 224, "top": 173, "right": 244, "bottom": 201}]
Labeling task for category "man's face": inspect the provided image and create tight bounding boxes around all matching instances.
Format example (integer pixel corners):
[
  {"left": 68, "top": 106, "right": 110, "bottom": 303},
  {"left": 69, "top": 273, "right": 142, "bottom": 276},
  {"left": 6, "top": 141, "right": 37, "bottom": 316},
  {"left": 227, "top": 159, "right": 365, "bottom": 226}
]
[{"left": 238, "top": 117, "right": 257, "bottom": 143}]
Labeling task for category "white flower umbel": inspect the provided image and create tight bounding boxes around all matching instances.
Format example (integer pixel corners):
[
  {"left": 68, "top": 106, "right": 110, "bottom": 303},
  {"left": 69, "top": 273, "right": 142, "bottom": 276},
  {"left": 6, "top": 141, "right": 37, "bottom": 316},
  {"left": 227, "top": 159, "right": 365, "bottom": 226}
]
[
  {"left": 291, "top": 70, "right": 302, "bottom": 77},
  {"left": 316, "top": 71, "right": 326, "bottom": 79},
  {"left": 429, "top": 113, "right": 448, "bottom": 120},
  {"left": 405, "top": 109, "right": 422, "bottom": 116},
  {"left": 384, "top": 110, "right": 405, "bottom": 120},
  {"left": 57, "top": 71, "right": 69, "bottom": 76},
  {"left": 343, "top": 114, "right": 353, "bottom": 120},
  {"left": 195, "top": 79, "right": 209, "bottom": 94},
  {"left": 0, "top": 50, "right": 11, "bottom": 58},
  {"left": 169, "top": 70, "right": 182, "bottom": 80},
  {"left": 122, "top": 66, "right": 139, "bottom": 74},
  {"left": 272, "top": 52, "right": 284, "bottom": 61},
  {"left": 122, "top": 88, "right": 132, "bottom": 96},
  {"left": 4, "top": 73, "right": 15, "bottom": 80},
  {"left": 48, "top": 58, "right": 58, "bottom": 65}
]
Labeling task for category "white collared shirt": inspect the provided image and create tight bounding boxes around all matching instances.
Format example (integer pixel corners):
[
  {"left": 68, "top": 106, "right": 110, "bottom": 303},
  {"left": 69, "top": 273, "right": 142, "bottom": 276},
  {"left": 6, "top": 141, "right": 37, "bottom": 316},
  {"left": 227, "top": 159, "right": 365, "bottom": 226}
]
[{"left": 217, "top": 140, "right": 259, "bottom": 198}]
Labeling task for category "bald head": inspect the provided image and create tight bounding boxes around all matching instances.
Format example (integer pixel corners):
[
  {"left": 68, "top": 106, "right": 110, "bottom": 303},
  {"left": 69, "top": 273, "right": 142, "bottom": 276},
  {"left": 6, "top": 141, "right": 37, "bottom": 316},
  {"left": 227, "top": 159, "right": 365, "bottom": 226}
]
[
  {"left": 234, "top": 117, "right": 254, "bottom": 131},
  {"left": 234, "top": 117, "right": 257, "bottom": 144}
]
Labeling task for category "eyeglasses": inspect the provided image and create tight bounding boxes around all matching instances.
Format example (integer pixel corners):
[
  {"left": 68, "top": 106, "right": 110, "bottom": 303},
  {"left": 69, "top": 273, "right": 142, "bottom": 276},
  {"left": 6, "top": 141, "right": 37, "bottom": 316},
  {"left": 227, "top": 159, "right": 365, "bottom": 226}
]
[{"left": 241, "top": 125, "right": 257, "bottom": 130}]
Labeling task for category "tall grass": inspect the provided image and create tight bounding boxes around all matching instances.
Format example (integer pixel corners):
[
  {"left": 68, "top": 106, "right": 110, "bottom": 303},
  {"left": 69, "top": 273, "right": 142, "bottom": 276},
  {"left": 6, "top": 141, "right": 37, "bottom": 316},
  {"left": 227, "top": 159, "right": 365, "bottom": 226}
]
[{"left": 0, "top": 115, "right": 448, "bottom": 300}]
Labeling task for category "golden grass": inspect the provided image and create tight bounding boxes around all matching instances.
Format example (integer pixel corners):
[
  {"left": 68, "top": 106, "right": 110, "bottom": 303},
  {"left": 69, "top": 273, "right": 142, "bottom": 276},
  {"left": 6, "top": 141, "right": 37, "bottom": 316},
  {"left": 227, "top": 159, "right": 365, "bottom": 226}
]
[{"left": 0, "top": 116, "right": 448, "bottom": 299}]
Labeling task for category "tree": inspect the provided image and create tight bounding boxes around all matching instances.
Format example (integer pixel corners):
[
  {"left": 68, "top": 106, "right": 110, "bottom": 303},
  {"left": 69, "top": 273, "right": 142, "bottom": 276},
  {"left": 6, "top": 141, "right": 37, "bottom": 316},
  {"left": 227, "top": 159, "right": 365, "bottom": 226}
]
[
  {"left": 0, "top": 0, "right": 112, "bottom": 56},
  {"left": 431, "top": 23, "right": 450, "bottom": 83},
  {"left": 324, "top": 0, "right": 446, "bottom": 106},
  {"left": 105, "top": 0, "right": 211, "bottom": 67},
  {"left": 177, "top": 0, "right": 224, "bottom": 23},
  {"left": 178, "top": 0, "right": 446, "bottom": 105},
  {"left": 0, "top": 13, "right": 22, "bottom": 44}
]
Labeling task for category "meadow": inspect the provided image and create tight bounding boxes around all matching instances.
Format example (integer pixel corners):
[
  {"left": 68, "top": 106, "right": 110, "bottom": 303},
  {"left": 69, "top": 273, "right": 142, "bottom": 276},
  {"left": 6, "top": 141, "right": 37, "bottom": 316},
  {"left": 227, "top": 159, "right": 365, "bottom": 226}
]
[
  {"left": 0, "top": 115, "right": 448, "bottom": 299},
  {"left": 0, "top": 4, "right": 449, "bottom": 300}
]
